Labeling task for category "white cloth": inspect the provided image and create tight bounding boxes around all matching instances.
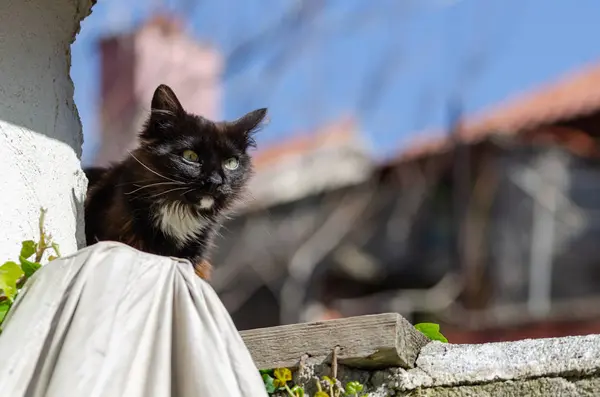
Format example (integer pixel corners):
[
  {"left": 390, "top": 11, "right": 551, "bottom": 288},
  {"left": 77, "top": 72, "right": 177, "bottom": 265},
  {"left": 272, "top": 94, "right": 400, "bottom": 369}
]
[{"left": 0, "top": 241, "right": 268, "bottom": 397}]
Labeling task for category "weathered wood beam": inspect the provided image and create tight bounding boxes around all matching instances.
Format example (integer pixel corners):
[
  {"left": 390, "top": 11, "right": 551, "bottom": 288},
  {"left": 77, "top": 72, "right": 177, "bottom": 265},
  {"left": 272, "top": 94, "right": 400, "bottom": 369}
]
[{"left": 240, "top": 313, "right": 430, "bottom": 370}]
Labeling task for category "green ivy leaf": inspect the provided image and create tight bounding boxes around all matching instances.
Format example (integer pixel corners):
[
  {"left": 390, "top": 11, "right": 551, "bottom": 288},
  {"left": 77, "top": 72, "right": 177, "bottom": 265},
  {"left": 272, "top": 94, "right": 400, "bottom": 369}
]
[
  {"left": 415, "top": 322, "right": 448, "bottom": 343},
  {"left": 262, "top": 373, "right": 276, "bottom": 394},
  {"left": 0, "top": 261, "right": 24, "bottom": 300},
  {"left": 20, "top": 240, "right": 37, "bottom": 260},
  {"left": 314, "top": 392, "right": 329, "bottom": 397},
  {"left": 19, "top": 256, "right": 41, "bottom": 278},
  {"left": 345, "top": 381, "right": 364, "bottom": 395},
  {"left": 0, "top": 300, "right": 11, "bottom": 324}
]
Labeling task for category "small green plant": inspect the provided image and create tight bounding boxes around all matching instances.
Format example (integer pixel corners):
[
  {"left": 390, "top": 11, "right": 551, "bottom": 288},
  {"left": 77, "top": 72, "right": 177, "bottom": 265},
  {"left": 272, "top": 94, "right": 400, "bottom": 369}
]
[
  {"left": 414, "top": 322, "right": 448, "bottom": 343},
  {"left": 0, "top": 208, "right": 61, "bottom": 330},
  {"left": 261, "top": 368, "right": 302, "bottom": 396},
  {"left": 344, "top": 381, "right": 365, "bottom": 397},
  {"left": 261, "top": 368, "right": 366, "bottom": 397}
]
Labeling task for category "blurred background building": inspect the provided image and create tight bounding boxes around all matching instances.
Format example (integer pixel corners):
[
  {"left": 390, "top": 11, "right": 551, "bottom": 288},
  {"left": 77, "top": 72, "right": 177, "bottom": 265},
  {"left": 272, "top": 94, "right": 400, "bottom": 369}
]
[{"left": 72, "top": 0, "right": 600, "bottom": 343}]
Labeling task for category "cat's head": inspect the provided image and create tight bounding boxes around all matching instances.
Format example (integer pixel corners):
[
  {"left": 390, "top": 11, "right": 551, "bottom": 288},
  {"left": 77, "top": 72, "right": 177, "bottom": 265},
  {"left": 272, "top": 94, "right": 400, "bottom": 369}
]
[{"left": 129, "top": 84, "right": 267, "bottom": 217}]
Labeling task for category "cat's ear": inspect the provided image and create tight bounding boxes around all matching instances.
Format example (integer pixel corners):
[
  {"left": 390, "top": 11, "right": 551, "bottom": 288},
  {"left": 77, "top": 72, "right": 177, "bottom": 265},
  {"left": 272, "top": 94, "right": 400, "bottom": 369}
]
[
  {"left": 227, "top": 108, "right": 268, "bottom": 147},
  {"left": 151, "top": 84, "right": 184, "bottom": 116},
  {"left": 143, "top": 85, "right": 184, "bottom": 140}
]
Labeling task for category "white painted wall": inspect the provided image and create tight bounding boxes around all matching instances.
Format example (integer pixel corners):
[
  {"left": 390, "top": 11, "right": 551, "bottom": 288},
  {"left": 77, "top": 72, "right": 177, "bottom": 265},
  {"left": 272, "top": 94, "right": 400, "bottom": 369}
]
[{"left": 0, "top": 0, "right": 93, "bottom": 261}]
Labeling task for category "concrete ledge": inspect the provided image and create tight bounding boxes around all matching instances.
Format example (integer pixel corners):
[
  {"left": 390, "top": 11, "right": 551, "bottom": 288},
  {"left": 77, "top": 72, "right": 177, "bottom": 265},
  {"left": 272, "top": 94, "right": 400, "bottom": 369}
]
[
  {"left": 403, "top": 377, "right": 600, "bottom": 397},
  {"left": 397, "top": 334, "right": 600, "bottom": 390},
  {"left": 284, "top": 326, "right": 600, "bottom": 396}
]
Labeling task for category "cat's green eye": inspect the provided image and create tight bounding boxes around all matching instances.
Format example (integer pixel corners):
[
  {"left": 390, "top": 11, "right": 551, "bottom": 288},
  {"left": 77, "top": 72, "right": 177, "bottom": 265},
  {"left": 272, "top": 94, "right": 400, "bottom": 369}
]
[
  {"left": 182, "top": 150, "right": 199, "bottom": 163},
  {"left": 223, "top": 157, "right": 239, "bottom": 170}
]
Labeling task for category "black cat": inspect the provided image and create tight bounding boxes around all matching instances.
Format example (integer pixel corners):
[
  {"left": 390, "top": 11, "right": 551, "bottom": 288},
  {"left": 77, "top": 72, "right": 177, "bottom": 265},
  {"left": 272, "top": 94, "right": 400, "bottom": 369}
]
[{"left": 84, "top": 84, "right": 267, "bottom": 279}]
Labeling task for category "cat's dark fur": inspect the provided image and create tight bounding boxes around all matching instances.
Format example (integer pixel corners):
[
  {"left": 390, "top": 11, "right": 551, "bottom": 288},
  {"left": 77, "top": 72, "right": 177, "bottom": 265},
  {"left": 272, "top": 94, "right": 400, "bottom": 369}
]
[{"left": 84, "top": 84, "right": 267, "bottom": 279}]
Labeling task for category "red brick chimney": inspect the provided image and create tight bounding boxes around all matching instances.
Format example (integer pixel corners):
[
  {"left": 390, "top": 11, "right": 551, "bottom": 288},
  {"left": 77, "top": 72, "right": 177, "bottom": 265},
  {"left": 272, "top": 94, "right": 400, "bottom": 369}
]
[{"left": 94, "top": 14, "right": 223, "bottom": 166}]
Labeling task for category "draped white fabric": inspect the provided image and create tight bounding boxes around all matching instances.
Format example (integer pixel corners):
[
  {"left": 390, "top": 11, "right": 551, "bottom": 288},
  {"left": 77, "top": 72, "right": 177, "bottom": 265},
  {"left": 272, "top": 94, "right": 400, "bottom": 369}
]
[{"left": 0, "top": 242, "right": 268, "bottom": 397}]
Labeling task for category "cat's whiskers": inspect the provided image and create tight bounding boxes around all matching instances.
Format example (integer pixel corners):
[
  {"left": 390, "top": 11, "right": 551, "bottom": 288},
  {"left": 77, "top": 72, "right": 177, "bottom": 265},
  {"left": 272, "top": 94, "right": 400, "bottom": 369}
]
[
  {"left": 124, "top": 181, "right": 182, "bottom": 195},
  {"left": 117, "top": 179, "right": 172, "bottom": 187},
  {"left": 148, "top": 186, "right": 190, "bottom": 200},
  {"left": 180, "top": 188, "right": 196, "bottom": 203},
  {"left": 128, "top": 151, "right": 185, "bottom": 184}
]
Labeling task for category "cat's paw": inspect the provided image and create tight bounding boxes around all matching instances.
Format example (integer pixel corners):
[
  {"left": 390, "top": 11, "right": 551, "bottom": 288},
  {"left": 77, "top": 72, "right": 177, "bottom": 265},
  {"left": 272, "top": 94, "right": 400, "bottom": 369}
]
[{"left": 194, "top": 259, "right": 213, "bottom": 281}]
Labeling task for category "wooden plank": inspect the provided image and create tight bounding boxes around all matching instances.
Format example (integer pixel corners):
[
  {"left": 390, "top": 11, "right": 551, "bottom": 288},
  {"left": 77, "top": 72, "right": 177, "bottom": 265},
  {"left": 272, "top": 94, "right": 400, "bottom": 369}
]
[{"left": 240, "top": 313, "right": 430, "bottom": 370}]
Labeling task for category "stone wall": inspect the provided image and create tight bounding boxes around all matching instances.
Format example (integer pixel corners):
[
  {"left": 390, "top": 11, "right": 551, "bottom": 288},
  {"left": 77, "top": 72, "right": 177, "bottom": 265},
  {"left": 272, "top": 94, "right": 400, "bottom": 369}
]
[
  {"left": 0, "top": 0, "right": 93, "bottom": 260},
  {"left": 296, "top": 333, "right": 600, "bottom": 396},
  {"left": 241, "top": 313, "right": 600, "bottom": 397}
]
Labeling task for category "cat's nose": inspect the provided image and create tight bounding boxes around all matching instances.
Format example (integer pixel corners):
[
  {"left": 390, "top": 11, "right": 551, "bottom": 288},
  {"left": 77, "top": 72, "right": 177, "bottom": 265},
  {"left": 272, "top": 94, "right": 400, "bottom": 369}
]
[{"left": 209, "top": 173, "right": 223, "bottom": 186}]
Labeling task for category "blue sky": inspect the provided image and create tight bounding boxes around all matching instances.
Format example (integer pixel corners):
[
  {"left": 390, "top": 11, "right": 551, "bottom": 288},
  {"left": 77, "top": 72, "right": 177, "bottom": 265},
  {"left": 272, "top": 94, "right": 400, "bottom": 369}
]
[{"left": 72, "top": 0, "right": 600, "bottom": 165}]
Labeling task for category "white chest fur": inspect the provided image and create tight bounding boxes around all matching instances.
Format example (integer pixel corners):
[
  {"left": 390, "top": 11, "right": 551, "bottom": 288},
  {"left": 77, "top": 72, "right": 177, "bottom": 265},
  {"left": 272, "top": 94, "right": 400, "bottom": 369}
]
[{"left": 154, "top": 202, "right": 209, "bottom": 246}]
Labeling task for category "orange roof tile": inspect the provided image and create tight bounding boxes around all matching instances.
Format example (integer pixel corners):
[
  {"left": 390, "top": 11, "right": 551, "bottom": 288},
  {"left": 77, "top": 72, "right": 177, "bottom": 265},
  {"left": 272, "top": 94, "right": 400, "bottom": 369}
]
[
  {"left": 396, "top": 62, "right": 600, "bottom": 162},
  {"left": 462, "top": 62, "right": 600, "bottom": 141},
  {"left": 252, "top": 116, "right": 358, "bottom": 170}
]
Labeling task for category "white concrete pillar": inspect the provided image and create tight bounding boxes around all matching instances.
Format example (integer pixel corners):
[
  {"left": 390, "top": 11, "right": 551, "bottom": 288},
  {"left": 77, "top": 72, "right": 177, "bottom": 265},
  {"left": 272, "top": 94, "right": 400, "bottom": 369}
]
[{"left": 0, "top": 0, "right": 93, "bottom": 260}]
